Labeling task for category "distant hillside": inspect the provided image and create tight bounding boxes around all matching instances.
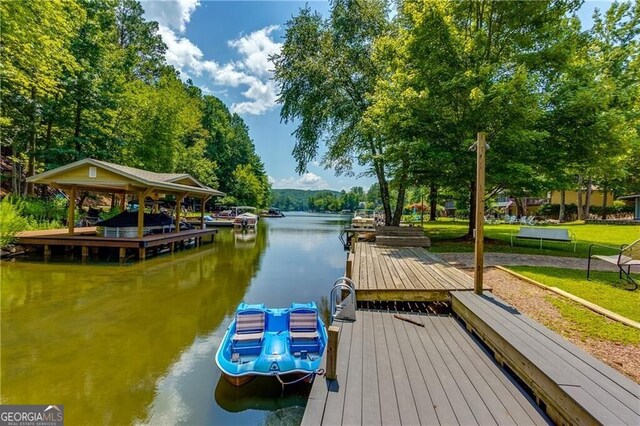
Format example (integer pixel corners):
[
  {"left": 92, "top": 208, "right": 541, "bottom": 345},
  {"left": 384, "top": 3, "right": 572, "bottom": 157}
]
[{"left": 270, "top": 189, "right": 341, "bottom": 211}]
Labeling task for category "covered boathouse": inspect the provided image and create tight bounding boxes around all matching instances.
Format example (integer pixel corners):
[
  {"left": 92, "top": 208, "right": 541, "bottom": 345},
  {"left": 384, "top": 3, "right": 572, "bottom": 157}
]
[{"left": 21, "top": 158, "right": 225, "bottom": 261}]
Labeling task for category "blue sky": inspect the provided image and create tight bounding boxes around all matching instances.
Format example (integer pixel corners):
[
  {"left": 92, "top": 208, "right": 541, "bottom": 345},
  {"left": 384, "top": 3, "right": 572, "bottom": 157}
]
[{"left": 140, "top": 0, "right": 615, "bottom": 192}]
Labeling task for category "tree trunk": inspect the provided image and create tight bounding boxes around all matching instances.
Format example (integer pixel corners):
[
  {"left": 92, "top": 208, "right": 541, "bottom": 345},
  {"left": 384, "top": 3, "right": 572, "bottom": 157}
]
[
  {"left": 74, "top": 98, "right": 83, "bottom": 158},
  {"left": 429, "top": 183, "right": 438, "bottom": 221},
  {"left": 559, "top": 190, "right": 566, "bottom": 222},
  {"left": 26, "top": 87, "right": 38, "bottom": 195},
  {"left": 11, "top": 155, "right": 18, "bottom": 194},
  {"left": 467, "top": 180, "right": 476, "bottom": 238},
  {"left": 584, "top": 176, "right": 592, "bottom": 219},
  {"left": 515, "top": 198, "right": 525, "bottom": 218},
  {"left": 391, "top": 181, "right": 407, "bottom": 226},
  {"left": 601, "top": 189, "right": 608, "bottom": 220},
  {"left": 576, "top": 175, "right": 583, "bottom": 221}
]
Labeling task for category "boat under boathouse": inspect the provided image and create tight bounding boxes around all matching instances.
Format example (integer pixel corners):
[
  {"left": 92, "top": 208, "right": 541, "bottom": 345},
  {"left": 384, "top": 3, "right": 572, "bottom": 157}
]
[{"left": 19, "top": 158, "right": 225, "bottom": 262}]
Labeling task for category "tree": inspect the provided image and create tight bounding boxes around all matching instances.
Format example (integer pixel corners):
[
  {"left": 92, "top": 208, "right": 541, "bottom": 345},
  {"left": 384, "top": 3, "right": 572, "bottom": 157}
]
[
  {"left": 366, "top": 0, "right": 580, "bottom": 235},
  {"left": 1, "top": 0, "right": 82, "bottom": 193},
  {"left": 274, "top": 0, "right": 412, "bottom": 225}
]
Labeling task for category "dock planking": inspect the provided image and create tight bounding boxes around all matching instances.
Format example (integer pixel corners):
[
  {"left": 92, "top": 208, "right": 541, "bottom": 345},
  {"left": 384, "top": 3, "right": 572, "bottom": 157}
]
[
  {"left": 351, "top": 243, "right": 480, "bottom": 301},
  {"left": 301, "top": 311, "right": 550, "bottom": 426},
  {"left": 451, "top": 291, "right": 640, "bottom": 425}
]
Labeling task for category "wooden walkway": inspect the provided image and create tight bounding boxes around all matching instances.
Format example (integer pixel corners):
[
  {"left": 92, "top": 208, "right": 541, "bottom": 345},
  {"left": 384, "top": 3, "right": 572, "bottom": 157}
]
[
  {"left": 302, "top": 311, "right": 549, "bottom": 425},
  {"left": 452, "top": 291, "right": 640, "bottom": 425},
  {"left": 350, "top": 243, "right": 477, "bottom": 301}
]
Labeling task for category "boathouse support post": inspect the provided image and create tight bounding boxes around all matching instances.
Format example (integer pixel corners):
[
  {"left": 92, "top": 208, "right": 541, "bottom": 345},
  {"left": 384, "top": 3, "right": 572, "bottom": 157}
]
[
  {"left": 175, "top": 193, "right": 185, "bottom": 233},
  {"left": 119, "top": 193, "right": 126, "bottom": 211},
  {"left": 473, "top": 132, "right": 486, "bottom": 295},
  {"left": 137, "top": 190, "right": 145, "bottom": 238},
  {"left": 81, "top": 246, "right": 89, "bottom": 263},
  {"left": 44, "top": 244, "right": 51, "bottom": 261},
  {"left": 201, "top": 196, "right": 211, "bottom": 229},
  {"left": 67, "top": 185, "right": 76, "bottom": 235},
  {"left": 326, "top": 325, "right": 340, "bottom": 380}
]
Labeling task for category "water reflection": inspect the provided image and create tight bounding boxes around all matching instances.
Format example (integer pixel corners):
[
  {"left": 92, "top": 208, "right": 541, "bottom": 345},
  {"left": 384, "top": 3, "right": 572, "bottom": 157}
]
[{"left": 1, "top": 213, "right": 350, "bottom": 425}]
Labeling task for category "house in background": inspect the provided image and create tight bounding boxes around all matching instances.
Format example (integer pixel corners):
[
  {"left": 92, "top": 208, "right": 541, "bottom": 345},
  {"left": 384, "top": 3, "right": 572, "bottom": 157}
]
[
  {"left": 548, "top": 188, "right": 609, "bottom": 206},
  {"left": 618, "top": 194, "right": 640, "bottom": 220}
]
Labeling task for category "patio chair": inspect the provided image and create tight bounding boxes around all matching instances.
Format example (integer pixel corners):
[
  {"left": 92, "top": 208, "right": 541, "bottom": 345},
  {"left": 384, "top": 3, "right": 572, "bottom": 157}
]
[
  {"left": 587, "top": 239, "right": 640, "bottom": 290},
  {"left": 289, "top": 309, "right": 320, "bottom": 353},
  {"left": 232, "top": 310, "right": 266, "bottom": 344}
]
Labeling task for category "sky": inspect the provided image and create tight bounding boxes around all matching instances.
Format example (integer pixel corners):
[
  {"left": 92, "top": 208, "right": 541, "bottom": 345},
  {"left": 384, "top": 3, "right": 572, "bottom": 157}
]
[{"left": 140, "top": 0, "right": 615, "bottom": 192}]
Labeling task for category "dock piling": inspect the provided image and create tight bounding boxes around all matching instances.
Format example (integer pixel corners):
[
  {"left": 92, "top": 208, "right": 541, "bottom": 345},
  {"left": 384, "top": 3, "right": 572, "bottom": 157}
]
[{"left": 326, "top": 325, "right": 340, "bottom": 380}]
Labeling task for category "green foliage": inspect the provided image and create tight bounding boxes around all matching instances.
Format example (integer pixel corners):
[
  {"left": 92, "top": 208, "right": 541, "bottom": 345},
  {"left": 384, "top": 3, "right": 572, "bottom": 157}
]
[
  {"left": 3, "top": 0, "right": 269, "bottom": 205},
  {"left": 99, "top": 206, "right": 121, "bottom": 221},
  {"left": 0, "top": 198, "right": 29, "bottom": 247}
]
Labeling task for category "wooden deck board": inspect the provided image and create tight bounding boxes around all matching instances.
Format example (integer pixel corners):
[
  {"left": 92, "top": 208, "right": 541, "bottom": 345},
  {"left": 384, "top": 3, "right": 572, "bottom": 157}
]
[
  {"left": 451, "top": 291, "right": 640, "bottom": 425},
  {"left": 360, "top": 311, "right": 381, "bottom": 425},
  {"left": 455, "top": 293, "right": 638, "bottom": 421},
  {"left": 351, "top": 243, "right": 476, "bottom": 301},
  {"left": 321, "top": 315, "right": 353, "bottom": 425},
  {"left": 305, "top": 311, "right": 550, "bottom": 425}
]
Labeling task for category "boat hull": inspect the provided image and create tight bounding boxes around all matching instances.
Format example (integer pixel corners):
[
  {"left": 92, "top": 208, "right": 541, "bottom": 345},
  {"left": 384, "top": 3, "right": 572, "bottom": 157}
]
[{"left": 215, "top": 302, "right": 327, "bottom": 387}]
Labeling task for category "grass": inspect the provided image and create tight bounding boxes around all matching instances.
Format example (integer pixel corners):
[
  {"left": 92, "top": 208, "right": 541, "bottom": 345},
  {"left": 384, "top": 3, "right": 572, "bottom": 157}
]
[
  {"left": 546, "top": 295, "right": 640, "bottom": 345},
  {"left": 507, "top": 266, "right": 640, "bottom": 321},
  {"left": 422, "top": 219, "right": 640, "bottom": 258}
]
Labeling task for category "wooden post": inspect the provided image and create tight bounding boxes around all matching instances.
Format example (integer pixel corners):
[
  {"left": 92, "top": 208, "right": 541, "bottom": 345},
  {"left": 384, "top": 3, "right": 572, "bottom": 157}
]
[
  {"left": 67, "top": 186, "right": 76, "bottom": 235},
  {"left": 81, "top": 246, "right": 89, "bottom": 262},
  {"left": 200, "top": 196, "right": 209, "bottom": 229},
  {"left": 119, "top": 247, "right": 126, "bottom": 263},
  {"left": 175, "top": 194, "right": 184, "bottom": 233},
  {"left": 119, "top": 193, "right": 126, "bottom": 211},
  {"left": 44, "top": 245, "right": 51, "bottom": 261},
  {"left": 346, "top": 253, "right": 354, "bottom": 279},
  {"left": 474, "top": 132, "right": 486, "bottom": 295},
  {"left": 326, "top": 325, "right": 340, "bottom": 380},
  {"left": 137, "top": 191, "right": 145, "bottom": 238}
]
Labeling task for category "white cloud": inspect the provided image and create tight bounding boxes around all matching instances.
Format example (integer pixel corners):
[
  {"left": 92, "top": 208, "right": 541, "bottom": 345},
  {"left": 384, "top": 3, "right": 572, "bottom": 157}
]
[
  {"left": 271, "top": 173, "right": 330, "bottom": 190},
  {"left": 141, "top": 1, "right": 282, "bottom": 115},
  {"left": 142, "top": 0, "right": 199, "bottom": 33},
  {"left": 228, "top": 26, "right": 281, "bottom": 77}
]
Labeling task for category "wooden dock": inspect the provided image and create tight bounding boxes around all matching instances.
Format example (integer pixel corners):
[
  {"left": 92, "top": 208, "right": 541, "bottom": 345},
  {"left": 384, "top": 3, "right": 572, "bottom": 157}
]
[
  {"left": 16, "top": 227, "right": 217, "bottom": 261},
  {"left": 303, "top": 311, "right": 549, "bottom": 425},
  {"left": 452, "top": 291, "right": 640, "bottom": 425},
  {"left": 349, "top": 243, "right": 478, "bottom": 301}
]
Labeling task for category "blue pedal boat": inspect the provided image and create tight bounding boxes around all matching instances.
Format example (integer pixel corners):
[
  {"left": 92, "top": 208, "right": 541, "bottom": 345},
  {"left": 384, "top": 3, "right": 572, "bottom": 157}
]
[{"left": 215, "top": 302, "right": 328, "bottom": 386}]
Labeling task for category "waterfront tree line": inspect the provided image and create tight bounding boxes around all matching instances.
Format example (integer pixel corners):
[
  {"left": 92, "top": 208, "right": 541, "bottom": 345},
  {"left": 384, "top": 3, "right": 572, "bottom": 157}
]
[
  {"left": 273, "top": 0, "right": 640, "bottom": 231},
  {"left": 1, "top": 0, "right": 270, "bottom": 207}
]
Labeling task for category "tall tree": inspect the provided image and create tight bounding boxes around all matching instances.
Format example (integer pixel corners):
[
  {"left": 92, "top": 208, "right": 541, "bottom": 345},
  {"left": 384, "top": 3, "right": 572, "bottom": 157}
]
[{"left": 274, "top": 0, "right": 413, "bottom": 225}]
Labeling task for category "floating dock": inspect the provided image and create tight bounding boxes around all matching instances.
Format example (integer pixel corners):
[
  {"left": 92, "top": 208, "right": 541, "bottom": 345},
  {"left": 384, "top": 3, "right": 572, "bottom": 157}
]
[
  {"left": 303, "top": 310, "right": 549, "bottom": 425},
  {"left": 307, "top": 237, "right": 639, "bottom": 425},
  {"left": 348, "top": 243, "right": 481, "bottom": 302}
]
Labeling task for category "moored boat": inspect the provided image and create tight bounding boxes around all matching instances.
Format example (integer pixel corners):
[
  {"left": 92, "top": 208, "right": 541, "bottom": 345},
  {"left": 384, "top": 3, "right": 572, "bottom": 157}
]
[
  {"left": 259, "top": 208, "right": 285, "bottom": 218},
  {"left": 215, "top": 302, "right": 327, "bottom": 386},
  {"left": 233, "top": 206, "right": 259, "bottom": 229}
]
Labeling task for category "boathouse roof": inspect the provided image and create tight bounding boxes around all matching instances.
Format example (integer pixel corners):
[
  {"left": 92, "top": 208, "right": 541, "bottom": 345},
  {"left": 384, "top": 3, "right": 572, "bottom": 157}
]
[{"left": 26, "top": 158, "right": 225, "bottom": 198}]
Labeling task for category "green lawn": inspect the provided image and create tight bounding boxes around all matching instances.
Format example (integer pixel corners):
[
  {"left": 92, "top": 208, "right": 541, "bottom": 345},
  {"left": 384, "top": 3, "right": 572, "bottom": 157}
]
[
  {"left": 422, "top": 219, "right": 640, "bottom": 258},
  {"left": 507, "top": 266, "right": 640, "bottom": 322},
  {"left": 545, "top": 296, "right": 640, "bottom": 345}
]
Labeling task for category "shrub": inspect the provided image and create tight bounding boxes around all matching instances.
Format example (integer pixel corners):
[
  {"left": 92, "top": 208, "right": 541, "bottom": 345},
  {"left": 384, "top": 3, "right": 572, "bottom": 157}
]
[{"left": 0, "top": 197, "right": 28, "bottom": 248}]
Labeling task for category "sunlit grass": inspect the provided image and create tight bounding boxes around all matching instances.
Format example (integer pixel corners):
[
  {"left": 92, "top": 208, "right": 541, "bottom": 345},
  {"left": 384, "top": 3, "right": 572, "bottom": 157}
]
[
  {"left": 546, "top": 296, "right": 640, "bottom": 345},
  {"left": 508, "top": 266, "right": 640, "bottom": 321},
  {"left": 422, "top": 219, "right": 640, "bottom": 258}
]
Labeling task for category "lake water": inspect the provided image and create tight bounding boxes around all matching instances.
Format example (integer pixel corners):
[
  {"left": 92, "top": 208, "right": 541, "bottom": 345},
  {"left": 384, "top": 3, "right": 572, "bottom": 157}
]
[{"left": 0, "top": 212, "right": 351, "bottom": 425}]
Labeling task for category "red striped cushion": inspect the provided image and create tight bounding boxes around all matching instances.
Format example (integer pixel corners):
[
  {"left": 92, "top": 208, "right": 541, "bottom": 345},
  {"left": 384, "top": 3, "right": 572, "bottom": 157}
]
[
  {"left": 290, "top": 312, "right": 317, "bottom": 332},
  {"left": 236, "top": 312, "right": 265, "bottom": 334}
]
